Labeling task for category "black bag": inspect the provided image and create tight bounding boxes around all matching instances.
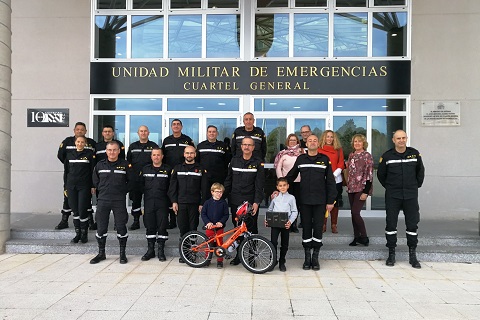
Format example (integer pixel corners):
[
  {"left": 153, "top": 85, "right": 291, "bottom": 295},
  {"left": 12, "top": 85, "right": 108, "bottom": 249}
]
[{"left": 266, "top": 212, "right": 288, "bottom": 228}]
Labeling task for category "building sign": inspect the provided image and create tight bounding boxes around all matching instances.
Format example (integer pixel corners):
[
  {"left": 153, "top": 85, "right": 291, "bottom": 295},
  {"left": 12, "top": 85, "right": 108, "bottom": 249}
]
[
  {"left": 27, "top": 109, "right": 69, "bottom": 127},
  {"left": 421, "top": 101, "right": 460, "bottom": 126},
  {"left": 91, "top": 60, "right": 410, "bottom": 95}
]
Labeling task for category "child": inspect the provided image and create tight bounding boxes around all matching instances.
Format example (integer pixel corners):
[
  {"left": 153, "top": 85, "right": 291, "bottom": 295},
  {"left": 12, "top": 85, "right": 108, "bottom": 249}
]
[
  {"left": 266, "top": 178, "right": 298, "bottom": 272},
  {"left": 201, "top": 183, "right": 229, "bottom": 268}
]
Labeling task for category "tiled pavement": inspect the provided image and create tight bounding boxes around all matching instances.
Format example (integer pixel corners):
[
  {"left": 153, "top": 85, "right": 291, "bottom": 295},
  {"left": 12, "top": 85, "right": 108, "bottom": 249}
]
[{"left": 0, "top": 253, "right": 479, "bottom": 319}]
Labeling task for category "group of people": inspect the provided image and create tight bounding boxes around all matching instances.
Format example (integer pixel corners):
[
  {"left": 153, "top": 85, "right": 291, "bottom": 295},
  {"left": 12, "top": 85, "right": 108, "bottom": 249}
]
[{"left": 56, "top": 113, "right": 425, "bottom": 271}]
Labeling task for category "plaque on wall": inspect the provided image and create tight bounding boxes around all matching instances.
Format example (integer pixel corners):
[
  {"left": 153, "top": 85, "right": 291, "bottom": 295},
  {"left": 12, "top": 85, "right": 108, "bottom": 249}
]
[
  {"left": 27, "top": 109, "right": 69, "bottom": 127},
  {"left": 421, "top": 101, "right": 460, "bottom": 126}
]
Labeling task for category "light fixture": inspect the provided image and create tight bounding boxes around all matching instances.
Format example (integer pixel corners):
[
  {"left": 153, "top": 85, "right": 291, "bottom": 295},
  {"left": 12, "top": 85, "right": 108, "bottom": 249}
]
[
  {"left": 197, "top": 106, "right": 204, "bottom": 109},
  {"left": 218, "top": 102, "right": 226, "bottom": 106},
  {"left": 116, "top": 36, "right": 121, "bottom": 39},
  {"left": 336, "top": 105, "right": 343, "bottom": 108},
  {"left": 391, "top": 33, "right": 398, "bottom": 37},
  {"left": 293, "top": 106, "right": 301, "bottom": 109},
  {"left": 269, "top": 102, "right": 277, "bottom": 105},
  {"left": 382, "top": 105, "right": 388, "bottom": 108}
]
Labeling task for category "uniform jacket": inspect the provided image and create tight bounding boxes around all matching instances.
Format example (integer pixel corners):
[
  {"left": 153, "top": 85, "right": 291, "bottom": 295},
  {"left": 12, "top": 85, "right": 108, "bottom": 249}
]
[
  {"left": 231, "top": 126, "right": 267, "bottom": 161},
  {"left": 268, "top": 191, "right": 299, "bottom": 224},
  {"left": 284, "top": 153, "right": 337, "bottom": 205},
  {"left": 196, "top": 139, "right": 230, "bottom": 183},
  {"left": 96, "top": 139, "right": 125, "bottom": 163},
  {"left": 126, "top": 140, "right": 159, "bottom": 175},
  {"left": 168, "top": 162, "right": 208, "bottom": 205},
  {"left": 64, "top": 149, "right": 95, "bottom": 188},
  {"left": 224, "top": 155, "right": 265, "bottom": 207},
  {"left": 57, "top": 136, "right": 96, "bottom": 164},
  {"left": 140, "top": 163, "right": 172, "bottom": 203},
  {"left": 93, "top": 158, "right": 134, "bottom": 201},
  {"left": 377, "top": 147, "right": 425, "bottom": 199},
  {"left": 201, "top": 198, "right": 229, "bottom": 226},
  {"left": 162, "top": 134, "right": 194, "bottom": 168}
]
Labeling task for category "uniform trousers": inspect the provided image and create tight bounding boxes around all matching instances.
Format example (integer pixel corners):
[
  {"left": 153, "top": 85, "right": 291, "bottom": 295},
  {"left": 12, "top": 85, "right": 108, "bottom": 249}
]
[
  {"left": 95, "top": 199, "right": 129, "bottom": 238},
  {"left": 300, "top": 204, "right": 325, "bottom": 249},
  {"left": 270, "top": 227, "right": 289, "bottom": 262},
  {"left": 177, "top": 204, "right": 200, "bottom": 237},
  {"left": 385, "top": 196, "right": 420, "bottom": 248},
  {"left": 144, "top": 201, "right": 169, "bottom": 240},
  {"left": 129, "top": 187, "right": 143, "bottom": 216},
  {"left": 205, "top": 228, "right": 224, "bottom": 262},
  {"left": 230, "top": 205, "right": 258, "bottom": 234},
  {"left": 67, "top": 186, "right": 91, "bottom": 229},
  {"left": 348, "top": 192, "right": 368, "bottom": 238}
]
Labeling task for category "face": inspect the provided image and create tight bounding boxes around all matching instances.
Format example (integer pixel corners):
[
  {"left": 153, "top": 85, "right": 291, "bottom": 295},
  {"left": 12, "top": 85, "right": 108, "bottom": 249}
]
[
  {"left": 102, "top": 127, "right": 114, "bottom": 141},
  {"left": 75, "top": 137, "right": 86, "bottom": 151},
  {"left": 106, "top": 143, "right": 120, "bottom": 161},
  {"left": 300, "top": 126, "right": 311, "bottom": 140},
  {"left": 184, "top": 146, "right": 196, "bottom": 163},
  {"left": 353, "top": 138, "right": 364, "bottom": 152},
  {"left": 207, "top": 127, "right": 218, "bottom": 141},
  {"left": 241, "top": 138, "right": 255, "bottom": 157},
  {"left": 306, "top": 135, "right": 319, "bottom": 151},
  {"left": 243, "top": 114, "right": 255, "bottom": 130},
  {"left": 325, "top": 132, "right": 334, "bottom": 146},
  {"left": 137, "top": 126, "right": 149, "bottom": 141},
  {"left": 288, "top": 136, "right": 298, "bottom": 147},
  {"left": 276, "top": 181, "right": 289, "bottom": 194},
  {"left": 73, "top": 125, "right": 86, "bottom": 138},
  {"left": 392, "top": 130, "right": 408, "bottom": 150},
  {"left": 151, "top": 149, "right": 163, "bottom": 166},
  {"left": 211, "top": 189, "right": 223, "bottom": 200},
  {"left": 171, "top": 121, "right": 183, "bottom": 134}
]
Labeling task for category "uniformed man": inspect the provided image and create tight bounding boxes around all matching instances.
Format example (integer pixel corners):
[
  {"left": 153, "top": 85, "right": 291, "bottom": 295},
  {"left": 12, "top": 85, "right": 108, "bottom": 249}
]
[
  {"left": 56, "top": 121, "right": 96, "bottom": 230},
  {"left": 90, "top": 141, "right": 135, "bottom": 264},
  {"left": 377, "top": 130, "right": 425, "bottom": 269},
  {"left": 95, "top": 125, "right": 125, "bottom": 163},
  {"left": 140, "top": 148, "right": 172, "bottom": 262},
  {"left": 168, "top": 145, "right": 208, "bottom": 263},
  {"left": 299, "top": 125, "right": 312, "bottom": 150},
  {"left": 231, "top": 112, "right": 267, "bottom": 162},
  {"left": 126, "top": 125, "right": 159, "bottom": 230},
  {"left": 196, "top": 125, "right": 230, "bottom": 191},
  {"left": 284, "top": 134, "right": 337, "bottom": 271},
  {"left": 162, "top": 119, "right": 195, "bottom": 229},
  {"left": 224, "top": 137, "right": 265, "bottom": 265}
]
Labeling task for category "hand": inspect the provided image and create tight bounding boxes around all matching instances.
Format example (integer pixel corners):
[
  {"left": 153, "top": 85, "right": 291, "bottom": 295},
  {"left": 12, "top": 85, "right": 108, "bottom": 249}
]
[
  {"left": 252, "top": 203, "right": 259, "bottom": 216},
  {"left": 326, "top": 204, "right": 334, "bottom": 213},
  {"left": 206, "top": 222, "right": 213, "bottom": 229},
  {"left": 264, "top": 219, "right": 268, "bottom": 227},
  {"left": 360, "top": 193, "right": 368, "bottom": 201},
  {"left": 198, "top": 205, "right": 203, "bottom": 213},
  {"left": 270, "top": 191, "right": 279, "bottom": 200},
  {"left": 172, "top": 203, "right": 178, "bottom": 215},
  {"left": 215, "top": 222, "right": 223, "bottom": 228},
  {"left": 285, "top": 220, "right": 291, "bottom": 229},
  {"left": 91, "top": 188, "right": 96, "bottom": 195}
]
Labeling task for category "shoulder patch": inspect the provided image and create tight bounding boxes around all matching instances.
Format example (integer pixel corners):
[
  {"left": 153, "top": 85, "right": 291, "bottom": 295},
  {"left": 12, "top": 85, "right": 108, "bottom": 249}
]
[
  {"left": 260, "top": 163, "right": 264, "bottom": 166},
  {"left": 379, "top": 157, "right": 383, "bottom": 163},
  {"left": 128, "top": 164, "right": 132, "bottom": 168},
  {"left": 60, "top": 143, "right": 63, "bottom": 148}
]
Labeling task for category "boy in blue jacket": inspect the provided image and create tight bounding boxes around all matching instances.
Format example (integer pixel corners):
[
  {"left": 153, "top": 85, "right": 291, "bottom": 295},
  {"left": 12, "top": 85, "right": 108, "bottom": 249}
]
[{"left": 201, "top": 183, "right": 229, "bottom": 268}]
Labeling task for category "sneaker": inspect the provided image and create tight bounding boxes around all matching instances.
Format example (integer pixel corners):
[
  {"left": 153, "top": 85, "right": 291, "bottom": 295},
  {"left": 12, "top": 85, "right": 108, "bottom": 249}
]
[
  {"left": 179, "top": 257, "right": 185, "bottom": 263},
  {"left": 205, "top": 260, "right": 211, "bottom": 267},
  {"left": 217, "top": 261, "right": 223, "bottom": 269}
]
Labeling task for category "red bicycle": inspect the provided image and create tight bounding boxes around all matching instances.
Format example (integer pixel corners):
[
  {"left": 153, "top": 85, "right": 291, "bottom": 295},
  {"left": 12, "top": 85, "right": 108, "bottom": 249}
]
[{"left": 179, "top": 202, "right": 276, "bottom": 274}]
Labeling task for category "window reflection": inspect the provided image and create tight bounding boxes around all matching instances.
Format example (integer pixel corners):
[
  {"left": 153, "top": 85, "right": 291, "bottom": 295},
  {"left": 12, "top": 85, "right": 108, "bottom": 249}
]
[
  {"left": 169, "top": 15, "right": 202, "bottom": 58},
  {"left": 93, "top": 115, "right": 126, "bottom": 145},
  {"left": 294, "top": 119, "right": 325, "bottom": 139},
  {"left": 295, "top": 0, "right": 328, "bottom": 7},
  {"left": 334, "top": 13, "right": 367, "bottom": 57},
  {"left": 257, "top": 0, "right": 288, "bottom": 7},
  {"left": 255, "top": 14, "right": 289, "bottom": 57},
  {"left": 168, "top": 118, "right": 199, "bottom": 145},
  {"left": 95, "top": 16, "right": 127, "bottom": 58},
  {"left": 254, "top": 98, "right": 328, "bottom": 112},
  {"left": 334, "top": 99, "right": 406, "bottom": 111},
  {"left": 97, "top": 0, "right": 126, "bottom": 9},
  {"left": 256, "top": 118, "right": 287, "bottom": 162},
  {"left": 168, "top": 98, "right": 239, "bottom": 111},
  {"left": 130, "top": 115, "right": 163, "bottom": 146},
  {"left": 373, "top": 12, "right": 407, "bottom": 57},
  {"left": 170, "top": 0, "right": 201, "bottom": 9},
  {"left": 206, "top": 118, "right": 238, "bottom": 142},
  {"left": 333, "top": 116, "right": 367, "bottom": 158},
  {"left": 374, "top": 0, "right": 406, "bottom": 5},
  {"left": 335, "top": 0, "right": 366, "bottom": 7},
  {"left": 94, "top": 98, "right": 162, "bottom": 111},
  {"left": 208, "top": 0, "right": 239, "bottom": 8},
  {"left": 207, "top": 15, "right": 240, "bottom": 58},
  {"left": 133, "top": 0, "right": 162, "bottom": 9},
  {"left": 294, "top": 13, "right": 328, "bottom": 57},
  {"left": 132, "top": 16, "right": 164, "bottom": 58}
]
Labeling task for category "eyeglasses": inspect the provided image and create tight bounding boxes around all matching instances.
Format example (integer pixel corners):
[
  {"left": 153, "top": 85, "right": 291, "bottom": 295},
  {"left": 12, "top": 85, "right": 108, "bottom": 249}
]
[
  {"left": 300, "top": 131, "right": 311, "bottom": 134},
  {"left": 213, "top": 190, "right": 223, "bottom": 194},
  {"left": 241, "top": 144, "right": 254, "bottom": 147}
]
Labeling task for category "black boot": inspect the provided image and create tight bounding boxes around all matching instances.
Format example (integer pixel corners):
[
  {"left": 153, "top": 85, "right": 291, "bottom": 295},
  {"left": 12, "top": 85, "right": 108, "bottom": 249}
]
[
  {"left": 119, "top": 237, "right": 128, "bottom": 264},
  {"left": 349, "top": 237, "right": 358, "bottom": 246},
  {"left": 88, "top": 212, "right": 97, "bottom": 230},
  {"left": 303, "top": 248, "right": 312, "bottom": 270},
  {"left": 141, "top": 238, "right": 156, "bottom": 261},
  {"left": 409, "top": 247, "right": 421, "bottom": 269},
  {"left": 279, "top": 248, "right": 287, "bottom": 272},
  {"left": 80, "top": 228, "right": 88, "bottom": 243},
  {"left": 357, "top": 236, "right": 369, "bottom": 246},
  {"left": 71, "top": 229, "right": 81, "bottom": 243},
  {"left": 386, "top": 248, "right": 396, "bottom": 267},
  {"left": 157, "top": 239, "right": 166, "bottom": 261},
  {"left": 311, "top": 248, "right": 320, "bottom": 271},
  {"left": 55, "top": 214, "right": 69, "bottom": 230},
  {"left": 129, "top": 213, "right": 140, "bottom": 230},
  {"left": 90, "top": 237, "right": 106, "bottom": 264}
]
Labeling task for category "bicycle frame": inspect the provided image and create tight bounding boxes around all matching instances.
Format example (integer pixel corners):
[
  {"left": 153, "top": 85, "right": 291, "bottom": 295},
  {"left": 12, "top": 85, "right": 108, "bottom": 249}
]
[{"left": 192, "top": 219, "right": 250, "bottom": 255}]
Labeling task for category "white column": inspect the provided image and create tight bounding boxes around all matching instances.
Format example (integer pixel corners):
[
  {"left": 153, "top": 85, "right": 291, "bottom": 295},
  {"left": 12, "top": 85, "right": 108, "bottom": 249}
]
[{"left": 0, "top": 0, "right": 12, "bottom": 253}]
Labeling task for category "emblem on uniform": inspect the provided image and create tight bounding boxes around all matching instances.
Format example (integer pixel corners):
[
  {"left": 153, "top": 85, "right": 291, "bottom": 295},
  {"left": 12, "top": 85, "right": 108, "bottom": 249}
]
[
  {"left": 379, "top": 157, "right": 383, "bottom": 163},
  {"left": 128, "top": 164, "right": 132, "bottom": 168}
]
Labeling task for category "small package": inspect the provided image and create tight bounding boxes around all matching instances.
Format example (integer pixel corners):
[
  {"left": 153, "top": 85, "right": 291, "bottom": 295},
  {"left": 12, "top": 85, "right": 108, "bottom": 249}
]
[{"left": 266, "top": 211, "right": 288, "bottom": 228}]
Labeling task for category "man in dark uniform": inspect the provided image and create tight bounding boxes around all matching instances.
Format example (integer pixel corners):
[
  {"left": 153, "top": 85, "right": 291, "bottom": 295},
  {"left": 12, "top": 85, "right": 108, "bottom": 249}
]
[
  {"left": 90, "top": 141, "right": 135, "bottom": 264},
  {"left": 284, "top": 134, "right": 336, "bottom": 271},
  {"left": 224, "top": 137, "right": 265, "bottom": 265},
  {"left": 127, "top": 125, "right": 159, "bottom": 230},
  {"left": 168, "top": 145, "right": 208, "bottom": 263},
  {"left": 95, "top": 125, "right": 125, "bottom": 162},
  {"left": 140, "top": 148, "right": 172, "bottom": 262},
  {"left": 196, "top": 125, "right": 230, "bottom": 192},
  {"left": 377, "top": 130, "right": 425, "bottom": 269},
  {"left": 162, "top": 119, "right": 195, "bottom": 229},
  {"left": 56, "top": 121, "right": 96, "bottom": 230},
  {"left": 231, "top": 112, "right": 267, "bottom": 162}
]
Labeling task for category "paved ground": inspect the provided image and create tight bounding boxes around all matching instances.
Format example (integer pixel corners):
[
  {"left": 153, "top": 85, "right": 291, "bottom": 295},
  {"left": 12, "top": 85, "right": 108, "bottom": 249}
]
[{"left": 0, "top": 253, "right": 479, "bottom": 319}]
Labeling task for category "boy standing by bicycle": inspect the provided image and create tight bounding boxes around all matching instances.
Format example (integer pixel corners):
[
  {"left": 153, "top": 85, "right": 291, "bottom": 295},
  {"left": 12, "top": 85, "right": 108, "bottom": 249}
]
[
  {"left": 267, "top": 178, "right": 298, "bottom": 272},
  {"left": 201, "top": 183, "right": 229, "bottom": 268}
]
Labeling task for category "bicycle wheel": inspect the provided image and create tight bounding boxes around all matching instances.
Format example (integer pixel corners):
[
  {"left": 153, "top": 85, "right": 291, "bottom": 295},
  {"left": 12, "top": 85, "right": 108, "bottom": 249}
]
[
  {"left": 238, "top": 235, "right": 276, "bottom": 274},
  {"left": 179, "top": 231, "right": 212, "bottom": 268}
]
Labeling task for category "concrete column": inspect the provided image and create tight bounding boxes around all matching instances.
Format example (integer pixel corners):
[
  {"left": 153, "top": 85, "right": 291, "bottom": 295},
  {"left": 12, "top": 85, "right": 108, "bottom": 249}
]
[{"left": 0, "top": 0, "right": 12, "bottom": 253}]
